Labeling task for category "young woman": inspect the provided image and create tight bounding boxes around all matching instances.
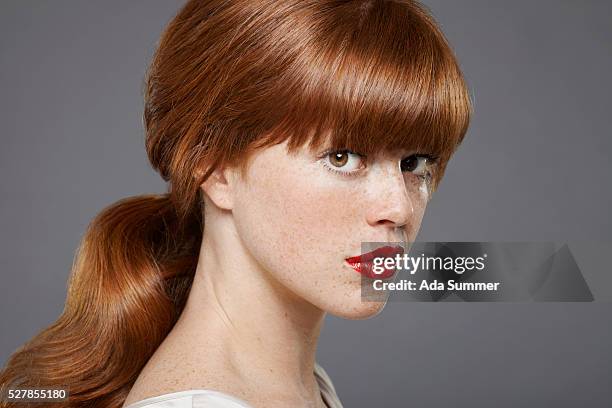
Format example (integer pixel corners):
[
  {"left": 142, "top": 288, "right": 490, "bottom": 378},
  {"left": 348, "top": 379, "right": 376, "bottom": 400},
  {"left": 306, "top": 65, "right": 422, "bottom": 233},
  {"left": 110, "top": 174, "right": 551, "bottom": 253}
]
[{"left": 0, "top": 0, "right": 471, "bottom": 407}]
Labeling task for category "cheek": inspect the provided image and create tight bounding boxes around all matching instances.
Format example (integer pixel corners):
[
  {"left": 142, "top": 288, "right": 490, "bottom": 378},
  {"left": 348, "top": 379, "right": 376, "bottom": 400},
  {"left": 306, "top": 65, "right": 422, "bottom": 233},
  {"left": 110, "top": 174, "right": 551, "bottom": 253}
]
[
  {"left": 251, "top": 166, "right": 356, "bottom": 248},
  {"left": 410, "top": 196, "right": 428, "bottom": 239},
  {"left": 401, "top": 178, "right": 430, "bottom": 241},
  {"left": 233, "top": 163, "right": 359, "bottom": 283}
]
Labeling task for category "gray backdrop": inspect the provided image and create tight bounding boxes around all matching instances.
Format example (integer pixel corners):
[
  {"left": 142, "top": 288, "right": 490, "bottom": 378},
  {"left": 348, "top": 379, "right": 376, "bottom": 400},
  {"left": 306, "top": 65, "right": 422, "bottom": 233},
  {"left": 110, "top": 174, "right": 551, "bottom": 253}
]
[{"left": 1, "top": 1, "right": 611, "bottom": 407}]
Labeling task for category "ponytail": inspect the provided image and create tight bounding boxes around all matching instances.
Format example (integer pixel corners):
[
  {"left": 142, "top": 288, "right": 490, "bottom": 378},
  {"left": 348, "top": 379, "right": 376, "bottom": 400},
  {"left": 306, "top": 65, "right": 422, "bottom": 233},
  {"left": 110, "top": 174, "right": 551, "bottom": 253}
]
[{"left": 0, "top": 194, "right": 202, "bottom": 407}]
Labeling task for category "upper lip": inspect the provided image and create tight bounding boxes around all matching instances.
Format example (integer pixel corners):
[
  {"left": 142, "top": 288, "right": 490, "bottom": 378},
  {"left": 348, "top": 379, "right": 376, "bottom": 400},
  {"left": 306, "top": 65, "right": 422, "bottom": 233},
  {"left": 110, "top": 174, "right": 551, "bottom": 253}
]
[{"left": 345, "top": 245, "right": 405, "bottom": 263}]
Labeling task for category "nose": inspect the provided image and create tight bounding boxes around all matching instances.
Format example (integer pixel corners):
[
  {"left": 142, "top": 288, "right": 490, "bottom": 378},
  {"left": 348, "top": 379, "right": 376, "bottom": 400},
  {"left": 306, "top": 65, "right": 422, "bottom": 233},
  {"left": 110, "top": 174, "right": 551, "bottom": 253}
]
[{"left": 365, "top": 164, "right": 415, "bottom": 231}]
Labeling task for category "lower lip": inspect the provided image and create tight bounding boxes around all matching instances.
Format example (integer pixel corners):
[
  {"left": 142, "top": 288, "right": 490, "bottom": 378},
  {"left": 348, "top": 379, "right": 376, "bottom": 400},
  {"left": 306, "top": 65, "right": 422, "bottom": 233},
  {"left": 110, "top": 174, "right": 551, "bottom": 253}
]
[{"left": 345, "top": 259, "right": 397, "bottom": 279}]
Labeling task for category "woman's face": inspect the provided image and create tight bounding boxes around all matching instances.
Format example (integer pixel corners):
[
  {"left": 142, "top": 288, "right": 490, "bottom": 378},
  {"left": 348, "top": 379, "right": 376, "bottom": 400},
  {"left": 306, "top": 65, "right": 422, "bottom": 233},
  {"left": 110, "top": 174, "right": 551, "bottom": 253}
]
[{"left": 229, "top": 138, "right": 433, "bottom": 319}]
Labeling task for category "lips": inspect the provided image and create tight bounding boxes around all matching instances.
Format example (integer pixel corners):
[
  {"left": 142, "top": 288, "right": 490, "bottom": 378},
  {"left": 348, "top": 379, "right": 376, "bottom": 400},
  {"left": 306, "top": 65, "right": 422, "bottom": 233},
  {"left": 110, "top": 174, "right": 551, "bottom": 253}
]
[{"left": 345, "top": 245, "right": 405, "bottom": 279}]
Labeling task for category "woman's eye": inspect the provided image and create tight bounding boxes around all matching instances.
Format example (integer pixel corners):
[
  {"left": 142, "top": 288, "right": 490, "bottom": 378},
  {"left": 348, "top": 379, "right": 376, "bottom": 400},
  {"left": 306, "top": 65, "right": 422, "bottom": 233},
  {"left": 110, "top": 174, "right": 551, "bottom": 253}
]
[
  {"left": 400, "top": 154, "right": 431, "bottom": 175},
  {"left": 322, "top": 150, "right": 365, "bottom": 175}
]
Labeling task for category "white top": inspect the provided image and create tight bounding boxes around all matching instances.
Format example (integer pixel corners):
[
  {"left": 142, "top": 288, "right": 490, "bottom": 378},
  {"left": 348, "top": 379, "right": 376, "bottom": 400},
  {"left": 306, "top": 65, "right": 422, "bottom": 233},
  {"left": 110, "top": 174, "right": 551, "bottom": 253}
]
[{"left": 124, "top": 362, "right": 343, "bottom": 408}]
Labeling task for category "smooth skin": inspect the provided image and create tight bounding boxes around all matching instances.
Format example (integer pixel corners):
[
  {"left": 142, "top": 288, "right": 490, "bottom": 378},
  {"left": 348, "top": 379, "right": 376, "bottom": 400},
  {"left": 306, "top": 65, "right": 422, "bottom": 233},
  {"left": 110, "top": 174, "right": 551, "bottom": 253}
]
[{"left": 124, "top": 138, "right": 433, "bottom": 408}]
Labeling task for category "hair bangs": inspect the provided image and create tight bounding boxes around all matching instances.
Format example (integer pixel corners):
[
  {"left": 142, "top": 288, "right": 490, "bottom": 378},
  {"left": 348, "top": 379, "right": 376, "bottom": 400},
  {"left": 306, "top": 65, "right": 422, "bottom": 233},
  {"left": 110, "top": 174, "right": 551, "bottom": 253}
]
[{"left": 254, "top": 0, "right": 471, "bottom": 185}]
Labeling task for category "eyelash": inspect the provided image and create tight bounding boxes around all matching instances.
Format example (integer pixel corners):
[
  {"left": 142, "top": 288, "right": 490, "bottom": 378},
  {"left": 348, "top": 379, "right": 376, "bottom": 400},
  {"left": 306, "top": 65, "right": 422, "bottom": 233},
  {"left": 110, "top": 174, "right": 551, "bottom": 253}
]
[
  {"left": 406, "top": 154, "right": 438, "bottom": 182},
  {"left": 319, "top": 149, "right": 365, "bottom": 178},
  {"left": 319, "top": 149, "right": 438, "bottom": 179}
]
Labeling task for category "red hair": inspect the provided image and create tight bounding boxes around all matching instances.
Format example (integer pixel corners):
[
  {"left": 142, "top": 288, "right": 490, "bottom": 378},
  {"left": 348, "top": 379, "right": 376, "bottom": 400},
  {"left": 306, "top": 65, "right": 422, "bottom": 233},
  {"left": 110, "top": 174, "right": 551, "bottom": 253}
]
[{"left": 0, "top": 1, "right": 471, "bottom": 406}]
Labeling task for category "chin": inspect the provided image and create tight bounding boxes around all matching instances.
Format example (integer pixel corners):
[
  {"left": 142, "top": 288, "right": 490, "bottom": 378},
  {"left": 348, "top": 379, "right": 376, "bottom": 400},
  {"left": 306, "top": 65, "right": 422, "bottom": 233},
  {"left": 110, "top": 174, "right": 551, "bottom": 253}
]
[{"left": 324, "top": 298, "right": 388, "bottom": 320}]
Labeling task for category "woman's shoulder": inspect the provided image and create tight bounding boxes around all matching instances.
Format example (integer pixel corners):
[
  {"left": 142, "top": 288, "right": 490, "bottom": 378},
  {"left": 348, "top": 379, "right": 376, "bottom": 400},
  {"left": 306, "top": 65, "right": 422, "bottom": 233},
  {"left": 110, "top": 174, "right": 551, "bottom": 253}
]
[
  {"left": 123, "top": 389, "right": 253, "bottom": 408},
  {"left": 123, "top": 362, "right": 343, "bottom": 408}
]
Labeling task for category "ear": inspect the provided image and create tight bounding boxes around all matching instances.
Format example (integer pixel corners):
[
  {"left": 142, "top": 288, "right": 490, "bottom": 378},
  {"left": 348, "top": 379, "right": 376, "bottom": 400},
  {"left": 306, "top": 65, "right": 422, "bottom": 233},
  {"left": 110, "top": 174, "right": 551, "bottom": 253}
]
[{"left": 198, "top": 165, "right": 238, "bottom": 210}]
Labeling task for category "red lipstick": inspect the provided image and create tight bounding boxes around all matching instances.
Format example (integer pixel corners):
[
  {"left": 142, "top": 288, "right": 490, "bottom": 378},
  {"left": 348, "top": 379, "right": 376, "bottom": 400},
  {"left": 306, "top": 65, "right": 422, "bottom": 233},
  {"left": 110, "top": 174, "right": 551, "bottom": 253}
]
[{"left": 345, "top": 245, "right": 404, "bottom": 279}]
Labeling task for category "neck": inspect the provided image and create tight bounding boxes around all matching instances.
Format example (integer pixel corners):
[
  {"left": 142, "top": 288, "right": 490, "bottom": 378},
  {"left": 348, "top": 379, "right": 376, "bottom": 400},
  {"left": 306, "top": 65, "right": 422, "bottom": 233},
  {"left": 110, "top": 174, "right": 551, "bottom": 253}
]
[{"left": 170, "top": 213, "right": 326, "bottom": 399}]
